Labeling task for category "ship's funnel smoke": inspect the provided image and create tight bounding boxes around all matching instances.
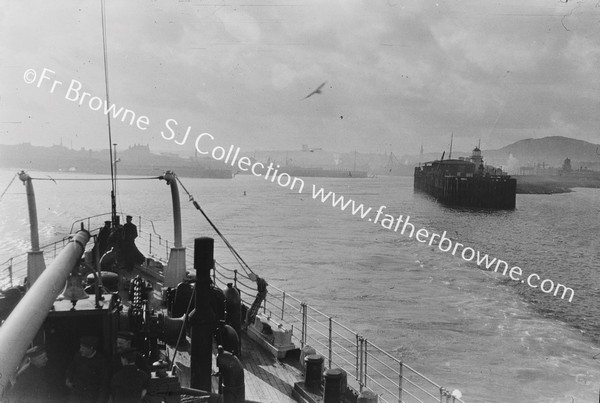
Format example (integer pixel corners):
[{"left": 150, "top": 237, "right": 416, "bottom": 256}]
[{"left": 506, "top": 153, "right": 519, "bottom": 174}]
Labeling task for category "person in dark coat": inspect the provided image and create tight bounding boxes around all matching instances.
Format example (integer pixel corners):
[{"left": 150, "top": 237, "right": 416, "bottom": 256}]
[
  {"left": 122, "top": 216, "right": 144, "bottom": 270},
  {"left": 7, "top": 345, "right": 50, "bottom": 402},
  {"left": 65, "top": 336, "right": 109, "bottom": 403},
  {"left": 96, "top": 221, "right": 111, "bottom": 258},
  {"left": 110, "top": 331, "right": 151, "bottom": 375},
  {"left": 109, "top": 348, "right": 149, "bottom": 403}
]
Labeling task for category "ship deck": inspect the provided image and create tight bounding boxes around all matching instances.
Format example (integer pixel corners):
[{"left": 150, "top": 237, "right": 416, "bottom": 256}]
[
  {"left": 170, "top": 331, "right": 302, "bottom": 403},
  {"left": 236, "top": 334, "right": 301, "bottom": 402}
]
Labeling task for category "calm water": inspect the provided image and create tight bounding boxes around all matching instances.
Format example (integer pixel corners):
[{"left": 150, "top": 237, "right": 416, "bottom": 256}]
[{"left": 0, "top": 168, "right": 599, "bottom": 402}]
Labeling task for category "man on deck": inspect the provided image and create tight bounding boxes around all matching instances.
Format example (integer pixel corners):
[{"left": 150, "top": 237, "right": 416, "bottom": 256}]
[
  {"left": 122, "top": 216, "right": 145, "bottom": 270},
  {"left": 109, "top": 348, "right": 149, "bottom": 403},
  {"left": 65, "top": 336, "right": 109, "bottom": 403},
  {"left": 96, "top": 221, "right": 111, "bottom": 258},
  {"left": 7, "top": 345, "right": 51, "bottom": 402},
  {"left": 111, "top": 330, "right": 151, "bottom": 375}
]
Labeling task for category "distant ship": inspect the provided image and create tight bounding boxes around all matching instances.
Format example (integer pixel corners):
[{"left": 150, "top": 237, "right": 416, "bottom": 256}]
[
  {"left": 279, "top": 165, "right": 368, "bottom": 178},
  {"left": 414, "top": 146, "right": 517, "bottom": 209}
]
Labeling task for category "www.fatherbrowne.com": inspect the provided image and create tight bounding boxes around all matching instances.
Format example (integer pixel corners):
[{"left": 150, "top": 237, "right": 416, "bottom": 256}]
[{"left": 311, "top": 186, "right": 575, "bottom": 303}]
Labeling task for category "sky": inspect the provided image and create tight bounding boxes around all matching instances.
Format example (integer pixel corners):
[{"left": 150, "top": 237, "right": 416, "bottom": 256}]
[{"left": 1, "top": 0, "right": 599, "bottom": 157}]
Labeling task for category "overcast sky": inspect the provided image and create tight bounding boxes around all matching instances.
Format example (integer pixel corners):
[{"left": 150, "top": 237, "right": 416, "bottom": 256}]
[{"left": 1, "top": 0, "right": 599, "bottom": 156}]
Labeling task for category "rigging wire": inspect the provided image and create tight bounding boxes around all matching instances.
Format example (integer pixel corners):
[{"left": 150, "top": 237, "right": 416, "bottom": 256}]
[
  {"left": 175, "top": 176, "right": 257, "bottom": 280},
  {"left": 100, "top": 0, "right": 118, "bottom": 226},
  {"left": 28, "top": 176, "right": 161, "bottom": 181},
  {"left": 0, "top": 173, "right": 17, "bottom": 203},
  {"left": 168, "top": 286, "right": 196, "bottom": 372}
]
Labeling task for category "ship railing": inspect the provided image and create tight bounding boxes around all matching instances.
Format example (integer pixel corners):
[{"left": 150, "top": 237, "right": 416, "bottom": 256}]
[
  {"left": 212, "top": 264, "right": 465, "bottom": 403},
  {"left": 0, "top": 236, "right": 77, "bottom": 290},
  {"left": 1, "top": 213, "right": 168, "bottom": 291},
  {"left": 69, "top": 212, "right": 173, "bottom": 263}
]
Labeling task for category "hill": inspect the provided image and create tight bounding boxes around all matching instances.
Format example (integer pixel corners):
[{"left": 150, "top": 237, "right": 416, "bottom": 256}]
[
  {"left": 485, "top": 136, "right": 600, "bottom": 168},
  {"left": 401, "top": 136, "right": 600, "bottom": 173}
]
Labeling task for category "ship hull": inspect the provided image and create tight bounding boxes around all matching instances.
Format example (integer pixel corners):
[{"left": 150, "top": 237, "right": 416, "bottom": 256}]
[{"left": 414, "top": 168, "right": 517, "bottom": 209}]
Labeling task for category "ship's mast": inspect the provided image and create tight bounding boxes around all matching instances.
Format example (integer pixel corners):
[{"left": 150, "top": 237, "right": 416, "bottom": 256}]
[
  {"left": 101, "top": 0, "right": 117, "bottom": 226},
  {"left": 449, "top": 132, "right": 453, "bottom": 159}
]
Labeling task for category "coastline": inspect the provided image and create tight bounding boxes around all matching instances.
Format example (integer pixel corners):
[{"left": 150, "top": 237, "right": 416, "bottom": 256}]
[{"left": 515, "top": 174, "right": 600, "bottom": 194}]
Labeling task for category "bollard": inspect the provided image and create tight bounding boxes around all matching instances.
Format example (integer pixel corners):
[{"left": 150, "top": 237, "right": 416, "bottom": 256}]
[
  {"left": 323, "top": 368, "right": 347, "bottom": 403},
  {"left": 211, "top": 285, "right": 226, "bottom": 323},
  {"left": 224, "top": 283, "right": 242, "bottom": 355},
  {"left": 304, "top": 354, "right": 324, "bottom": 392},
  {"left": 218, "top": 322, "right": 240, "bottom": 356},
  {"left": 171, "top": 281, "right": 194, "bottom": 318},
  {"left": 217, "top": 346, "right": 245, "bottom": 403},
  {"left": 357, "top": 389, "right": 378, "bottom": 403},
  {"left": 299, "top": 345, "right": 316, "bottom": 370}
]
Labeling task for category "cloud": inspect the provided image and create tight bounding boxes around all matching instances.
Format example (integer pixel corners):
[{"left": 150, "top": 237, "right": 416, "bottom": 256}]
[{"left": 1, "top": 0, "right": 599, "bottom": 154}]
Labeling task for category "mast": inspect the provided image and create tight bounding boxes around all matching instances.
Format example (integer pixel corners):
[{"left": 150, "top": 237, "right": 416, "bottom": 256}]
[
  {"left": 449, "top": 132, "right": 453, "bottom": 159},
  {"left": 101, "top": 0, "right": 117, "bottom": 226}
]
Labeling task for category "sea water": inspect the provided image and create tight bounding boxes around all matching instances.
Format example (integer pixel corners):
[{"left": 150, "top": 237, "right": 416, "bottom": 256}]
[{"left": 0, "top": 168, "right": 598, "bottom": 402}]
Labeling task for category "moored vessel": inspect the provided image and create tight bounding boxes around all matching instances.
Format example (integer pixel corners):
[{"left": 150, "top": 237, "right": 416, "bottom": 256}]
[{"left": 414, "top": 146, "right": 517, "bottom": 209}]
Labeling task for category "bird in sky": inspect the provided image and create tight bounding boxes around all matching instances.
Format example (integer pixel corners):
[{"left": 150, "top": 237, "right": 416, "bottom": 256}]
[{"left": 302, "top": 81, "right": 327, "bottom": 100}]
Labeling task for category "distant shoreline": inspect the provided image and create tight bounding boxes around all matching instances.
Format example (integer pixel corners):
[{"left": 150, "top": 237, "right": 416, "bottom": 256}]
[{"left": 515, "top": 174, "right": 600, "bottom": 194}]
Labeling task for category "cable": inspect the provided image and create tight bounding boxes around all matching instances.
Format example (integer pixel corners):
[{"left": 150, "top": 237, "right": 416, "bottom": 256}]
[
  {"left": 28, "top": 176, "right": 161, "bottom": 181},
  {"left": 175, "top": 176, "right": 257, "bottom": 280},
  {"left": 0, "top": 173, "right": 17, "bottom": 202}
]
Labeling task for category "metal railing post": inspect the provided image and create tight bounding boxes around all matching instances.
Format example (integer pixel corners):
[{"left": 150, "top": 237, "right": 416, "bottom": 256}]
[
  {"left": 399, "top": 362, "right": 403, "bottom": 403},
  {"left": 358, "top": 336, "right": 364, "bottom": 392},
  {"left": 356, "top": 334, "right": 360, "bottom": 385},
  {"left": 301, "top": 302, "right": 307, "bottom": 347},
  {"left": 328, "top": 317, "right": 332, "bottom": 368},
  {"left": 8, "top": 258, "right": 13, "bottom": 288},
  {"left": 364, "top": 338, "right": 368, "bottom": 389},
  {"left": 281, "top": 292, "right": 286, "bottom": 320}
]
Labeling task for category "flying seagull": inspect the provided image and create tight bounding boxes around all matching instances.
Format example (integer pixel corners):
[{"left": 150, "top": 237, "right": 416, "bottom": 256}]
[{"left": 302, "top": 81, "right": 327, "bottom": 100}]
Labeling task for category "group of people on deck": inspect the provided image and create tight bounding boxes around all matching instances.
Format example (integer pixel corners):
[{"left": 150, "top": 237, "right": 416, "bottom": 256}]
[
  {"left": 96, "top": 215, "right": 145, "bottom": 271},
  {"left": 7, "top": 331, "right": 151, "bottom": 403}
]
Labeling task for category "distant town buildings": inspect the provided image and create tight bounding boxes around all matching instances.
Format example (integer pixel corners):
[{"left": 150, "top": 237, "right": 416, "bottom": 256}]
[{"left": 518, "top": 157, "right": 599, "bottom": 176}]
